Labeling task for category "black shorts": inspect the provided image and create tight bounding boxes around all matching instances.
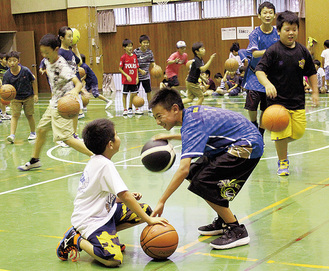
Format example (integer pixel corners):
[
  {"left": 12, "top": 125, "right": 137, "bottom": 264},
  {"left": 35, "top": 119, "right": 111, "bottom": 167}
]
[
  {"left": 137, "top": 79, "right": 152, "bottom": 93},
  {"left": 123, "top": 84, "right": 138, "bottom": 94},
  {"left": 187, "top": 153, "right": 260, "bottom": 207},
  {"left": 168, "top": 75, "right": 179, "bottom": 87},
  {"left": 244, "top": 90, "right": 268, "bottom": 111}
]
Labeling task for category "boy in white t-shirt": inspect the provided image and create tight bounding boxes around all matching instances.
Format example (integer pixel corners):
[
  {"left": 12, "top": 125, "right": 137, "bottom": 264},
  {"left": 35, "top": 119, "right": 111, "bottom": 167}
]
[
  {"left": 320, "top": 40, "right": 329, "bottom": 91},
  {"left": 314, "top": 59, "right": 326, "bottom": 93},
  {"left": 56, "top": 118, "right": 168, "bottom": 267}
]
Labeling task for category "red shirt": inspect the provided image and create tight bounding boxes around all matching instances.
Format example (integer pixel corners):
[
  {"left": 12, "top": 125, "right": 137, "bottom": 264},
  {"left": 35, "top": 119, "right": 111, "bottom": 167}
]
[
  {"left": 120, "top": 53, "right": 139, "bottom": 85},
  {"left": 165, "top": 51, "right": 188, "bottom": 79}
]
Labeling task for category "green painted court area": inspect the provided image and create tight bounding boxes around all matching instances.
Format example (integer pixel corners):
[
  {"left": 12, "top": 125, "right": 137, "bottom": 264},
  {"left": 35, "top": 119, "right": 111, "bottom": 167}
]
[{"left": 1, "top": 93, "right": 329, "bottom": 271}]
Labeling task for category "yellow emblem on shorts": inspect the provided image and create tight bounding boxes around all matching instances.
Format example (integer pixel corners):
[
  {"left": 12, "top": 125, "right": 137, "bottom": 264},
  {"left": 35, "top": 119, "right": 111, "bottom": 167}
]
[{"left": 299, "top": 59, "right": 305, "bottom": 69}]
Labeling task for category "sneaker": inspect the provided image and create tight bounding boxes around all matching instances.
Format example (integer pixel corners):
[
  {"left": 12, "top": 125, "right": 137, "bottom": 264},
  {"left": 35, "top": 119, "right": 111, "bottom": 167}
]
[
  {"left": 135, "top": 108, "right": 143, "bottom": 115},
  {"left": 105, "top": 100, "right": 113, "bottom": 110},
  {"left": 57, "top": 141, "right": 69, "bottom": 148},
  {"left": 277, "top": 159, "right": 289, "bottom": 176},
  {"left": 123, "top": 109, "right": 128, "bottom": 116},
  {"left": 28, "top": 132, "right": 37, "bottom": 140},
  {"left": 210, "top": 224, "right": 250, "bottom": 250},
  {"left": 17, "top": 160, "right": 41, "bottom": 171},
  {"left": 180, "top": 90, "right": 187, "bottom": 97},
  {"left": 56, "top": 227, "right": 81, "bottom": 261},
  {"left": 78, "top": 113, "right": 85, "bottom": 119},
  {"left": 1, "top": 113, "right": 11, "bottom": 120},
  {"left": 148, "top": 109, "right": 153, "bottom": 117},
  {"left": 128, "top": 109, "right": 133, "bottom": 115},
  {"left": 198, "top": 216, "right": 227, "bottom": 236},
  {"left": 7, "top": 134, "right": 15, "bottom": 144}
]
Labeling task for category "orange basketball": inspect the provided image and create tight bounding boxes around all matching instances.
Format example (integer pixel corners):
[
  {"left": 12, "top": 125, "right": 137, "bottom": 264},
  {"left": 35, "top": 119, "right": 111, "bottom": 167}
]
[
  {"left": 224, "top": 58, "right": 239, "bottom": 72},
  {"left": 140, "top": 223, "right": 179, "bottom": 260},
  {"left": 133, "top": 95, "right": 144, "bottom": 108},
  {"left": 0, "top": 98, "right": 10, "bottom": 105},
  {"left": 57, "top": 95, "right": 80, "bottom": 119},
  {"left": 81, "top": 92, "right": 89, "bottom": 107},
  {"left": 150, "top": 65, "right": 163, "bottom": 79},
  {"left": 0, "top": 84, "right": 16, "bottom": 101},
  {"left": 262, "top": 104, "right": 290, "bottom": 132},
  {"left": 78, "top": 67, "right": 86, "bottom": 78}
]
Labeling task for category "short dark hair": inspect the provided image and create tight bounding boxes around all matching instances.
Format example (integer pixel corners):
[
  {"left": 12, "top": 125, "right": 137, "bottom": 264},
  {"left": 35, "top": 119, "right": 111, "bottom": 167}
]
[
  {"left": 276, "top": 10, "right": 299, "bottom": 31},
  {"left": 230, "top": 42, "right": 240, "bottom": 52},
  {"left": 258, "top": 1, "right": 276, "bottom": 15},
  {"left": 82, "top": 118, "right": 116, "bottom": 155},
  {"left": 205, "top": 70, "right": 211, "bottom": 76},
  {"left": 80, "top": 53, "right": 86, "bottom": 63},
  {"left": 40, "top": 33, "right": 60, "bottom": 50},
  {"left": 58, "top": 26, "right": 72, "bottom": 44},
  {"left": 239, "top": 66, "right": 246, "bottom": 73},
  {"left": 123, "top": 39, "right": 133, "bottom": 47},
  {"left": 6, "top": 51, "right": 20, "bottom": 60},
  {"left": 214, "top": 72, "right": 223, "bottom": 79},
  {"left": 324, "top": 40, "right": 329, "bottom": 48},
  {"left": 139, "top": 34, "right": 150, "bottom": 43},
  {"left": 192, "top": 42, "right": 204, "bottom": 56},
  {"left": 313, "top": 59, "right": 321, "bottom": 67},
  {"left": 149, "top": 87, "right": 184, "bottom": 111}
]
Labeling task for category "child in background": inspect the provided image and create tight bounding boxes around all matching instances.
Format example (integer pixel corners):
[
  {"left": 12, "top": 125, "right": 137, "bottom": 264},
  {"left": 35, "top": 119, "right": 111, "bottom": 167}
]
[
  {"left": 165, "top": 41, "right": 188, "bottom": 89},
  {"left": 256, "top": 11, "right": 319, "bottom": 176},
  {"left": 214, "top": 72, "right": 226, "bottom": 95},
  {"left": 313, "top": 59, "right": 326, "bottom": 93},
  {"left": 119, "top": 39, "right": 139, "bottom": 116},
  {"left": 18, "top": 34, "right": 93, "bottom": 171},
  {"left": 200, "top": 70, "right": 216, "bottom": 96},
  {"left": 56, "top": 118, "right": 168, "bottom": 267},
  {"left": 229, "top": 42, "right": 242, "bottom": 69},
  {"left": 80, "top": 54, "right": 113, "bottom": 109},
  {"left": 183, "top": 42, "right": 216, "bottom": 105},
  {"left": 224, "top": 70, "right": 241, "bottom": 97},
  {"left": 0, "top": 53, "right": 10, "bottom": 122},
  {"left": 159, "top": 72, "right": 169, "bottom": 89},
  {"left": 321, "top": 40, "right": 329, "bottom": 91},
  {"left": 3, "top": 51, "right": 38, "bottom": 143}
]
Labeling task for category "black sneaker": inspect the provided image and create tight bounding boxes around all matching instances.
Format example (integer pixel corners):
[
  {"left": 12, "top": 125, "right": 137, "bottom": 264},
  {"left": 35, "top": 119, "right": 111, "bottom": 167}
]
[
  {"left": 210, "top": 224, "right": 250, "bottom": 249},
  {"left": 198, "top": 216, "right": 227, "bottom": 236},
  {"left": 56, "top": 227, "right": 82, "bottom": 261}
]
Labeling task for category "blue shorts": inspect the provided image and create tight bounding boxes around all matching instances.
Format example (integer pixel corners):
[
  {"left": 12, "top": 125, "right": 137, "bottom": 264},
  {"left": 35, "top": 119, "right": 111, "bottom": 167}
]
[
  {"left": 86, "top": 202, "right": 152, "bottom": 263},
  {"left": 87, "top": 86, "right": 100, "bottom": 98}
]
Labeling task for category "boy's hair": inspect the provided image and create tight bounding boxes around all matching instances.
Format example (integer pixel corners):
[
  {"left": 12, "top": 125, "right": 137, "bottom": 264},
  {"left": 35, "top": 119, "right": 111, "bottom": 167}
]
[
  {"left": 313, "top": 59, "right": 321, "bottom": 67},
  {"left": 82, "top": 118, "right": 116, "bottom": 155},
  {"left": 192, "top": 42, "right": 204, "bottom": 56},
  {"left": 6, "top": 51, "right": 20, "bottom": 60},
  {"left": 239, "top": 66, "right": 246, "bottom": 73},
  {"left": 139, "top": 34, "right": 150, "bottom": 43},
  {"left": 205, "top": 70, "right": 211, "bottom": 76},
  {"left": 258, "top": 1, "right": 276, "bottom": 15},
  {"left": 80, "top": 53, "right": 86, "bottom": 63},
  {"left": 324, "top": 40, "right": 329, "bottom": 48},
  {"left": 40, "top": 33, "right": 60, "bottom": 50},
  {"left": 214, "top": 72, "right": 223, "bottom": 79},
  {"left": 123, "top": 39, "right": 133, "bottom": 47},
  {"left": 276, "top": 10, "right": 299, "bottom": 31},
  {"left": 149, "top": 87, "right": 184, "bottom": 111},
  {"left": 58, "top": 26, "right": 72, "bottom": 43},
  {"left": 230, "top": 42, "right": 240, "bottom": 52}
]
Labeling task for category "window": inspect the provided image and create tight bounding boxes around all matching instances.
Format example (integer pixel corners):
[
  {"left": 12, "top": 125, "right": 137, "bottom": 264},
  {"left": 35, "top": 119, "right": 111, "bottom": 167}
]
[
  {"left": 152, "top": 3, "right": 176, "bottom": 22},
  {"left": 202, "top": 0, "right": 228, "bottom": 18},
  {"left": 129, "top": 6, "right": 149, "bottom": 24},
  {"left": 176, "top": 2, "right": 200, "bottom": 21}
]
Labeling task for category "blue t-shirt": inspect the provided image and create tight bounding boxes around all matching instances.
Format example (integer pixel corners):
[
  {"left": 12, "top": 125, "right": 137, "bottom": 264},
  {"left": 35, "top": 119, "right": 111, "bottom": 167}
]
[
  {"left": 58, "top": 48, "right": 81, "bottom": 80},
  {"left": 81, "top": 63, "right": 98, "bottom": 90},
  {"left": 181, "top": 106, "right": 264, "bottom": 159},
  {"left": 243, "top": 26, "right": 280, "bottom": 92},
  {"left": 2, "top": 66, "right": 35, "bottom": 100}
]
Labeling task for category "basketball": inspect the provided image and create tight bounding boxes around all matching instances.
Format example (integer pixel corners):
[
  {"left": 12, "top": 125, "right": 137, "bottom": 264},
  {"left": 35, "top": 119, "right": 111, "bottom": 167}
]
[
  {"left": 133, "top": 95, "right": 144, "bottom": 108},
  {"left": 57, "top": 95, "right": 80, "bottom": 119},
  {"left": 140, "top": 139, "right": 176, "bottom": 172},
  {"left": 0, "top": 98, "right": 10, "bottom": 105},
  {"left": 224, "top": 58, "right": 239, "bottom": 72},
  {"left": 78, "top": 67, "right": 86, "bottom": 78},
  {"left": 140, "top": 224, "right": 179, "bottom": 260},
  {"left": 81, "top": 92, "right": 89, "bottom": 107},
  {"left": 71, "top": 28, "right": 80, "bottom": 45},
  {"left": 150, "top": 65, "right": 163, "bottom": 79},
  {"left": 0, "top": 84, "right": 16, "bottom": 101},
  {"left": 262, "top": 104, "right": 290, "bottom": 132}
]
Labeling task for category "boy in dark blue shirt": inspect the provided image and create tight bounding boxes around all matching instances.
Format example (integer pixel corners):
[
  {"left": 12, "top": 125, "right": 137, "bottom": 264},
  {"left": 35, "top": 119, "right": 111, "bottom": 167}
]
[
  {"left": 80, "top": 54, "right": 112, "bottom": 109},
  {"left": 149, "top": 88, "right": 263, "bottom": 250},
  {"left": 183, "top": 42, "right": 216, "bottom": 106}
]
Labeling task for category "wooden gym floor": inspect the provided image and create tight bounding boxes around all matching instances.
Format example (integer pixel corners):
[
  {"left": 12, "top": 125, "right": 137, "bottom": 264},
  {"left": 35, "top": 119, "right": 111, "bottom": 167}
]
[{"left": 1, "top": 92, "right": 329, "bottom": 271}]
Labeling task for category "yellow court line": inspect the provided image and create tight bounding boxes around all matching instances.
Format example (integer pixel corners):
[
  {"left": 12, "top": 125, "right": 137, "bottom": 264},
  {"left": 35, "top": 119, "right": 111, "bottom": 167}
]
[
  {"left": 267, "top": 260, "right": 329, "bottom": 269},
  {"left": 195, "top": 252, "right": 258, "bottom": 262}
]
